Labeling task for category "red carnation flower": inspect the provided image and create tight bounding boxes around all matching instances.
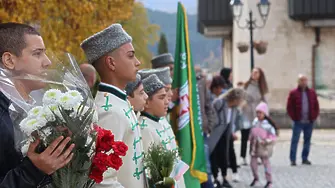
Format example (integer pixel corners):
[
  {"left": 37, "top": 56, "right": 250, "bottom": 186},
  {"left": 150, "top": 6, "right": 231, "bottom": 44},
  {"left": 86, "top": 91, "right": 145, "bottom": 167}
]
[
  {"left": 90, "top": 125, "right": 127, "bottom": 183},
  {"left": 112, "top": 141, "right": 128, "bottom": 156},
  {"left": 89, "top": 167, "right": 104, "bottom": 183},
  {"left": 95, "top": 127, "right": 115, "bottom": 152},
  {"left": 92, "top": 152, "right": 110, "bottom": 172},
  {"left": 108, "top": 154, "right": 123, "bottom": 170}
]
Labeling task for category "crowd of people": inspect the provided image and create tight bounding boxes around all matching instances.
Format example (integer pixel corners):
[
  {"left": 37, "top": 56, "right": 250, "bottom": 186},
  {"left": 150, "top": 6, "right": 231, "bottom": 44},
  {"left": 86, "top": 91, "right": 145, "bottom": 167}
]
[
  {"left": 196, "top": 67, "right": 320, "bottom": 188},
  {"left": 195, "top": 67, "right": 276, "bottom": 188},
  {"left": 0, "top": 22, "right": 320, "bottom": 188}
]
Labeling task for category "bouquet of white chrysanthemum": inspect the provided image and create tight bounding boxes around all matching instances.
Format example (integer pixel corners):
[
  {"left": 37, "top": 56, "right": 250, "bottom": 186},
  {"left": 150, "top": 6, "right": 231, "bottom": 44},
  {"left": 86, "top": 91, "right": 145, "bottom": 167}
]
[
  {"left": 19, "top": 88, "right": 98, "bottom": 188},
  {"left": 20, "top": 89, "right": 98, "bottom": 154}
]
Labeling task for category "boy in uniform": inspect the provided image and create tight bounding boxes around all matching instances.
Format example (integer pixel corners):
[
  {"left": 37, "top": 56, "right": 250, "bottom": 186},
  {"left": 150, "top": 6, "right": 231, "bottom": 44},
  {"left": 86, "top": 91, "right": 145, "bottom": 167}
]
[
  {"left": 125, "top": 73, "right": 148, "bottom": 112},
  {"left": 81, "top": 24, "right": 145, "bottom": 188},
  {"left": 139, "top": 72, "right": 186, "bottom": 188}
]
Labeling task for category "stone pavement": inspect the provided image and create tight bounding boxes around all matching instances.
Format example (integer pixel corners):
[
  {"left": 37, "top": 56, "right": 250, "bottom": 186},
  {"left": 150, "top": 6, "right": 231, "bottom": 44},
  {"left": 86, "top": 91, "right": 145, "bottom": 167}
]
[{"left": 222, "top": 129, "right": 335, "bottom": 188}]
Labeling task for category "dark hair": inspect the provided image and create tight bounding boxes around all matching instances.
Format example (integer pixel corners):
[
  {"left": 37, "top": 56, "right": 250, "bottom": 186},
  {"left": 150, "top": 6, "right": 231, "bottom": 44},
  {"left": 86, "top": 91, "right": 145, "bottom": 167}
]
[
  {"left": 265, "top": 116, "right": 279, "bottom": 136},
  {"left": 210, "top": 75, "right": 226, "bottom": 92},
  {"left": 244, "top": 67, "right": 269, "bottom": 98},
  {"left": 220, "top": 67, "right": 233, "bottom": 88},
  {"left": 0, "top": 22, "right": 40, "bottom": 57},
  {"left": 220, "top": 68, "right": 231, "bottom": 81},
  {"left": 128, "top": 81, "right": 142, "bottom": 98}
]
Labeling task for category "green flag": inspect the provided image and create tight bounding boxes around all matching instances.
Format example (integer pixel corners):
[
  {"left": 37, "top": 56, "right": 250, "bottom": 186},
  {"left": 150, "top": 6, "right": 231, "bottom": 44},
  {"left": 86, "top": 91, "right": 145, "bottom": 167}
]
[{"left": 172, "top": 2, "right": 208, "bottom": 187}]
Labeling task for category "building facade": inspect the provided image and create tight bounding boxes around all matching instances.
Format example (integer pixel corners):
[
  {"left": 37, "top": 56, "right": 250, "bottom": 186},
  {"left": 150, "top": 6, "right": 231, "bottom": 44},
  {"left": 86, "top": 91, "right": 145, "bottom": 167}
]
[{"left": 198, "top": 0, "right": 335, "bottom": 110}]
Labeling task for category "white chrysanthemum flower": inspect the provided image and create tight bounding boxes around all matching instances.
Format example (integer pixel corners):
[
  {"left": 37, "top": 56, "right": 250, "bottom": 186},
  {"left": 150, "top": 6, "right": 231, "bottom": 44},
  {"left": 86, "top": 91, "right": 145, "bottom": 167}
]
[
  {"left": 36, "top": 116, "right": 48, "bottom": 127},
  {"left": 27, "top": 106, "right": 43, "bottom": 118},
  {"left": 39, "top": 107, "right": 56, "bottom": 122},
  {"left": 43, "top": 89, "right": 62, "bottom": 105},
  {"left": 44, "top": 104, "right": 64, "bottom": 122},
  {"left": 66, "top": 90, "right": 83, "bottom": 105},
  {"left": 58, "top": 93, "right": 77, "bottom": 110},
  {"left": 44, "top": 105, "right": 58, "bottom": 118},
  {"left": 20, "top": 118, "right": 44, "bottom": 135},
  {"left": 19, "top": 118, "right": 29, "bottom": 128}
]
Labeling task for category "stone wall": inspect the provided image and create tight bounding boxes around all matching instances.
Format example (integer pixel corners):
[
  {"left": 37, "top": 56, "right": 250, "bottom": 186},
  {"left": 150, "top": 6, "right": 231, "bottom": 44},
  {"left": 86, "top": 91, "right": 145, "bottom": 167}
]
[
  {"left": 231, "top": 0, "right": 335, "bottom": 110},
  {"left": 270, "top": 109, "right": 335, "bottom": 129}
]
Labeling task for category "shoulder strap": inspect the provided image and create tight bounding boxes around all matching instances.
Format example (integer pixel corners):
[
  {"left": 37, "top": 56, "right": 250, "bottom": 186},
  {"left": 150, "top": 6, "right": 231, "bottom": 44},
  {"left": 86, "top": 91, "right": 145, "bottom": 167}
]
[{"left": 215, "top": 98, "right": 226, "bottom": 126}]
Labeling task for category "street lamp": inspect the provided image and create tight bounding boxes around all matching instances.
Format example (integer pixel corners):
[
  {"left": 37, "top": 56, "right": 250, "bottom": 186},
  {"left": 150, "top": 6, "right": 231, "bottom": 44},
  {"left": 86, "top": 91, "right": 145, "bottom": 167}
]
[{"left": 230, "top": 0, "right": 271, "bottom": 71}]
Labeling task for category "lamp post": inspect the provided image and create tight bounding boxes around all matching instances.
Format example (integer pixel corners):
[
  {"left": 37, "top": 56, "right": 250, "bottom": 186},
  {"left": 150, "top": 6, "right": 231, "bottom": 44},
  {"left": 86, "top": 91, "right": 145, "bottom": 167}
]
[{"left": 230, "top": 0, "right": 271, "bottom": 71}]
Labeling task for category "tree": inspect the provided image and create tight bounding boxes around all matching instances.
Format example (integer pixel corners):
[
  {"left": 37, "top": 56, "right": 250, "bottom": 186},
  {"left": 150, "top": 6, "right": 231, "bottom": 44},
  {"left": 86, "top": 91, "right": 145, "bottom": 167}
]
[
  {"left": 122, "top": 2, "right": 160, "bottom": 68},
  {"left": 157, "top": 33, "right": 169, "bottom": 55},
  {"left": 0, "top": 0, "right": 134, "bottom": 62}
]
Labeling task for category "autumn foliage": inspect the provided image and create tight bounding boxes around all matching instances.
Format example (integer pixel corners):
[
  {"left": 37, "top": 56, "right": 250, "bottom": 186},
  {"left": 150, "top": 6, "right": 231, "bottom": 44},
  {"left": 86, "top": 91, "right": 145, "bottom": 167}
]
[
  {"left": 0, "top": 0, "right": 135, "bottom": 62},
  {"left": 123, "top": 2, "right": 160, "bottom": 68}
]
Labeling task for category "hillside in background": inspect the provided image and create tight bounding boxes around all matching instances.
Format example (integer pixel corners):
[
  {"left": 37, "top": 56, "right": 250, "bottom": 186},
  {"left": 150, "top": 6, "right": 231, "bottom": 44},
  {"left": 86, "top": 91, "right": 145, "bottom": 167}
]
[
  {"left": 140, "top": 0, "right": 197, "bottom": 14},
  {"left": 147, "top": 8, "right": 222, "bottom": 66}
]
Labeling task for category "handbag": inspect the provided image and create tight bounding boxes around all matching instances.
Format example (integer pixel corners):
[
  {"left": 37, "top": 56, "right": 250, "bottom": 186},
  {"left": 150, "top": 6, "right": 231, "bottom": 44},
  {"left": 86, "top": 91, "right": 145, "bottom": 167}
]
[{"left": 256, "top": 140, "right": 275, "bottom": 158}]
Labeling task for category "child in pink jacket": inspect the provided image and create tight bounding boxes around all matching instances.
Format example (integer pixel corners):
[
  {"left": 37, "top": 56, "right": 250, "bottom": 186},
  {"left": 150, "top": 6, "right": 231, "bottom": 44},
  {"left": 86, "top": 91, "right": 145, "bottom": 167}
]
[{"left": 249, "top": 102, "right": 277, "bottom": 188}]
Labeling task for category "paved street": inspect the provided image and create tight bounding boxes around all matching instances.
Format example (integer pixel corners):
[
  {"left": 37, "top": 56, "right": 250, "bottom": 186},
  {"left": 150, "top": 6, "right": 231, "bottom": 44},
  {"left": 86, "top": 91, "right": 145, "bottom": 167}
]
[{"left": 222, "top": 129, "right": 335, "bottom": 188}]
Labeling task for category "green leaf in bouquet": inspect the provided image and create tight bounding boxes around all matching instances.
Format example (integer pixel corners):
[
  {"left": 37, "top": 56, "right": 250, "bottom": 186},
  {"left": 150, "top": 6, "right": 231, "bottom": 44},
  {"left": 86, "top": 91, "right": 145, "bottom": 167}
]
[
  {"left": 160, "top": 167, "right": 172, "bottom": 178},
  {"left": 155, "top": 177, "right": 175, "bottom": 187},
  {"left": 85, "top": 134, "right": 97, "bottom": 158},
  {"left": 58, "top": 107, "right": 80, "bottom": 134},
  {"left": 77, "top": 96, "right": 89, "bottom": 116},
  {"left": 143, "top": 144, "right": 178, "bottom": 187},
  {"left": 79, "top": 111, "right": 94, "bottom": 131},
  {"left": 50, "top": 136, "right": 95, "bottom": 188},
  {"left": 74, "top": 100, "right": 95, "bottom": 134}
]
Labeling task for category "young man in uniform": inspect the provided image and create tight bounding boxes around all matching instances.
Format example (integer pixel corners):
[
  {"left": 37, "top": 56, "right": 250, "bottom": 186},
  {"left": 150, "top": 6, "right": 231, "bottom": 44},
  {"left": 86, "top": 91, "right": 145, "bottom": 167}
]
[
  {"left": 138, "top": 67, "right": 177, "bottom": 149},
  {"left": 81, "top": 24, "right": 145, "bottom": 188},
  {"left": 151, "top": 54, "right": 178, "bottom": 114}
]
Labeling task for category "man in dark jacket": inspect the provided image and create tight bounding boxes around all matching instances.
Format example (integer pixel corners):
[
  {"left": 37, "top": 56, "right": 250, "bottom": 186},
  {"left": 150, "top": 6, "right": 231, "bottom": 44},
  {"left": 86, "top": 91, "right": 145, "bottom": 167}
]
[
  {"left": 0, "top": 23, "right": 74, "bottom": 188},
  {"left": 287, "top": 74, "right": 319, "bottom": 166}
]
